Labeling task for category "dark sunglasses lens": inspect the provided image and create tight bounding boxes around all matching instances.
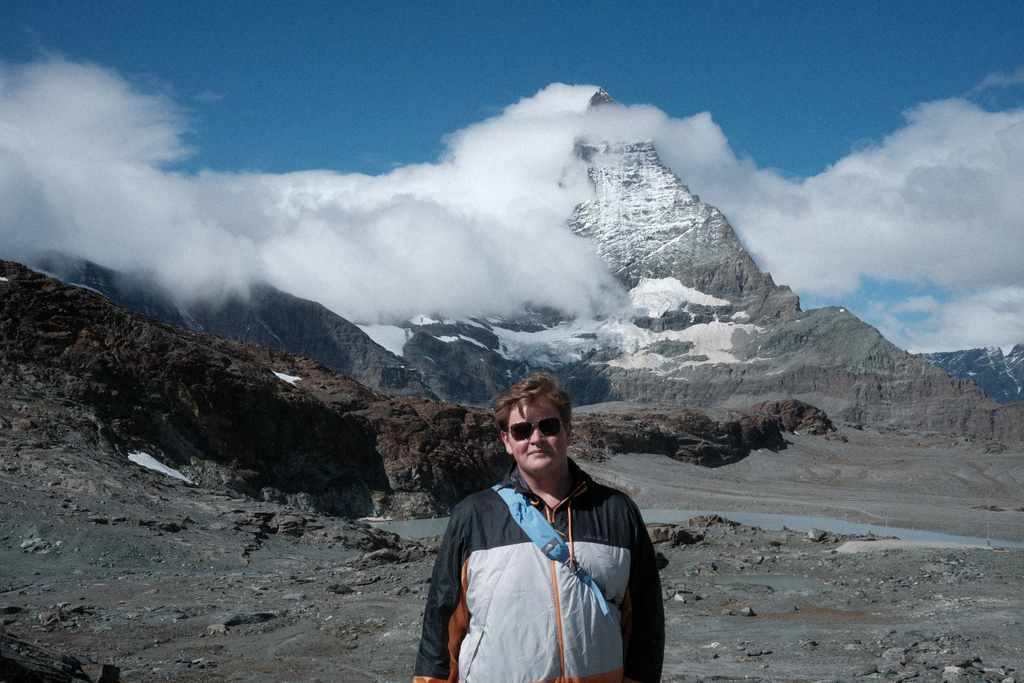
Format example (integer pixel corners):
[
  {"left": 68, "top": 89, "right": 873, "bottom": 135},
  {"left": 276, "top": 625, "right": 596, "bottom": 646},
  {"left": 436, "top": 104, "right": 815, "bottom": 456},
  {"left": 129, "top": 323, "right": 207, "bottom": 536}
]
[
  {"left": 509, "top": 418, "right": 562, "bottom": 441},
  {"left": 538, "top": 417, "right": 561, "bottom": 436},
  {"left": 510, "top": 422, "right": 533, "bottom": 440}
]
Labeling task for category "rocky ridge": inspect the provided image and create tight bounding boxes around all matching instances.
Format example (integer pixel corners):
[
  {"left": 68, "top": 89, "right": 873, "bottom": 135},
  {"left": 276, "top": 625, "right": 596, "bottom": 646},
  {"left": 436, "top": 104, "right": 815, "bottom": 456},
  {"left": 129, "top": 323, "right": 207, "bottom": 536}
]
[
  {"left": 34, "top": 255, "right": 434, "bottom": 401},
  {"left": 921, "top": 345, "right": 1024, "bottom": 405}
]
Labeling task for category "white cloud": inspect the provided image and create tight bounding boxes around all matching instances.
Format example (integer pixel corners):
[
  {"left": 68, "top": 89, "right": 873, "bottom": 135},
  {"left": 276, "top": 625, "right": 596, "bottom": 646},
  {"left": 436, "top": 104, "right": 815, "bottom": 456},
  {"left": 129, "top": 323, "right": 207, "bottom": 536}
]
[
  {"left": 969, "top": 65, "right": 1024, "bottom": 94},
  {"left": 867, "top": 287, "right": 1024, "bottom": 354},
  {"left": 693, "top": 97, "right": 1024, "bottom": 351},
  {"left": 2, "top": 58, "right": 1024, "bottom": 351}
]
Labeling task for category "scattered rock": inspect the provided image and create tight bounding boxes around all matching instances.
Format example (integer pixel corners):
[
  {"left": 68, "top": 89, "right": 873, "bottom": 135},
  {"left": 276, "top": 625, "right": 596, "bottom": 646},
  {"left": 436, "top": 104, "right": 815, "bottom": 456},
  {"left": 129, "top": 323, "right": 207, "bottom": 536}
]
[
  {"left": 81, "top": 662, "right": 121, "bottom": 682},
  {"left": 213, "top": 612, "right": 278, "bottom": 627}
]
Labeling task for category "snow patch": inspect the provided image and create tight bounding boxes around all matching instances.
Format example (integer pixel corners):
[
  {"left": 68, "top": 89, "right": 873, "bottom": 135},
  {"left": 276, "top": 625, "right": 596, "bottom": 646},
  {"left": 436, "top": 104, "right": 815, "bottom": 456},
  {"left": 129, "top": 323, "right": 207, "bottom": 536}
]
[
  {"left": 437, "top": 335, "right": 488, "bottom": 349},
  {"left": 0, "top": 276, "right": 8, "bottom": 282},
  {"left": 491, "top": 317, "right": 650, "bottom": 366},
  {"left": 274, "top": 372, "right": 302, "bottom": 384},
  {"left": 358, "top": 324, "right": 412, "bottom": 357},
  {"left": 128, "top": 451, "right": 193, "bottom": 483},
  {"left": 630, "top": 277, "right": 730, "bottom": 317},
  {"left": 610, "top": 321, "right": 758, "bottom": 370}
]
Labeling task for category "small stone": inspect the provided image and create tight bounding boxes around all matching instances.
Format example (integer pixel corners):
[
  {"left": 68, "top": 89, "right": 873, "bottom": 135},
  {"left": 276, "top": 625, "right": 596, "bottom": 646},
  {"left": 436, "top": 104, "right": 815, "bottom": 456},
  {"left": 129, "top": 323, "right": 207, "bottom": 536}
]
[
  {"left": 883, "top": 646, "right": 908, "bottom": 661},
  {"left": 859, "top": 663, "right": 879, "bottom": 676},
  {"left": 81, "top": 663, "right": 120, "bottom": 683}
]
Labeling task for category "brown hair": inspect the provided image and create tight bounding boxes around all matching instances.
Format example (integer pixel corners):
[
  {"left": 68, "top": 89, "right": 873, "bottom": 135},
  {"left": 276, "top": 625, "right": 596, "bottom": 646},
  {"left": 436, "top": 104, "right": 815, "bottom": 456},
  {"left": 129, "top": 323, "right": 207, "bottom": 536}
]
[{"left": 494, "top": 372, "right": 572, "bottom": 432}]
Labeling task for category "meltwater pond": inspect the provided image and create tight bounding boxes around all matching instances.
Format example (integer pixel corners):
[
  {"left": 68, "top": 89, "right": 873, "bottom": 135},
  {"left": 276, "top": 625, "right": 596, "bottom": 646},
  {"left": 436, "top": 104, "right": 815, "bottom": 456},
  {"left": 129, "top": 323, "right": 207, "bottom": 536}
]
[
  {"left": 640, "top": 510, "right": 1024, "bottom": 549},
  {"left": 368, "top": 509, "right": 1024, "bottom": 549}
]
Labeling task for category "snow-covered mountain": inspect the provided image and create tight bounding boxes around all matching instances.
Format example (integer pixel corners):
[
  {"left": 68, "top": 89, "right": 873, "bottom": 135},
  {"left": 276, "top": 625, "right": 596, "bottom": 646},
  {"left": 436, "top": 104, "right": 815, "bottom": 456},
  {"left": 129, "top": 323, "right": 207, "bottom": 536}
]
[
  {"left": 921, "top": 345, "right": 1024, "bottom": 404},
  {"left": 570, "top": 140, "right": 796, "bottom": 321},
  {"left": 29, "top": 89, "right": 1015, "bottom": 437}
]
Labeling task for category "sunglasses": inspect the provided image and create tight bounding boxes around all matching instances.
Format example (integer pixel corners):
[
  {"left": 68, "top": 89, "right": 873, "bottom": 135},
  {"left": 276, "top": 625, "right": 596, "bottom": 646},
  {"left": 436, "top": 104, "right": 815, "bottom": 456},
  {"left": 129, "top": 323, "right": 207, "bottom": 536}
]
[{"left": 508, "top": 417, "right": 563, "bottom": 441}]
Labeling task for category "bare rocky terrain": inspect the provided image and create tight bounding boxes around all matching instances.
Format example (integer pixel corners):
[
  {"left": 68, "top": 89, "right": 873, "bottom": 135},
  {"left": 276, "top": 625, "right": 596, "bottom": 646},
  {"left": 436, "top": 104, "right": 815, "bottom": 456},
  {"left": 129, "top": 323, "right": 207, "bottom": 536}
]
[
  {"left": 2, "top": 261, "right": 1023, "bottom": 682},
  {"left": 3, "top": 422, "right": 1023, "bottom": 683}
]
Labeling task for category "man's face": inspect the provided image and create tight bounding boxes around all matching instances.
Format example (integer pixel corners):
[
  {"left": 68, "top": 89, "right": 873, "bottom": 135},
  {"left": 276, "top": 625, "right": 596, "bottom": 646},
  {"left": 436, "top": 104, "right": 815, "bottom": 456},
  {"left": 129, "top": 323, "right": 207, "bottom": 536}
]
[{"left": 501, "top": 398, "right": 571, "bottom": 482}]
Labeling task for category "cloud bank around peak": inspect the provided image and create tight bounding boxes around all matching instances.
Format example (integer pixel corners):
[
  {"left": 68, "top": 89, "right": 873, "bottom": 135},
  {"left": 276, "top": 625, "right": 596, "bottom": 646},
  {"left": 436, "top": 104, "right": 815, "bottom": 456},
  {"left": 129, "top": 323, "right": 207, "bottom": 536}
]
[{"left": 2, "top": 57, "right": 1024, "bottom": 352}]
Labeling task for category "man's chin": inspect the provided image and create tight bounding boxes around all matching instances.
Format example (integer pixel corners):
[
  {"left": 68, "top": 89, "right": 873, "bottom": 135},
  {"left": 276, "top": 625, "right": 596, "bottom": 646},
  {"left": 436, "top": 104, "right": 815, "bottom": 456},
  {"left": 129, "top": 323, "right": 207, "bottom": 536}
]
[{"left": 520, "top": 454, "right": 565, "bottom": 476}]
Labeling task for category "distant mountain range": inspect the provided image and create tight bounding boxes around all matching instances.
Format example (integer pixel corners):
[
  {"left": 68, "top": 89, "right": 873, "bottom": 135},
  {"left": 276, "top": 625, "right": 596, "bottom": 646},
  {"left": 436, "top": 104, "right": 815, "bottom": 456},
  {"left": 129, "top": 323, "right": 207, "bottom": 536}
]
[
  {"left": 920, "top": 346, "right": 1024, "bottom": 404},
  {"left": 22, "top": 89, "right": 1024, "bottom": 440}
]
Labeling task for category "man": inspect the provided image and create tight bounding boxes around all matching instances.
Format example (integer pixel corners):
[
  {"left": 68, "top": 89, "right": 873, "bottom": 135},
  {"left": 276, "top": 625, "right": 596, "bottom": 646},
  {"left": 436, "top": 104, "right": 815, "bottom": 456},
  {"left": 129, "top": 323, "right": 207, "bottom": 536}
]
[{"left": 414, "top": 373, "right": 665, "bottom": 683}]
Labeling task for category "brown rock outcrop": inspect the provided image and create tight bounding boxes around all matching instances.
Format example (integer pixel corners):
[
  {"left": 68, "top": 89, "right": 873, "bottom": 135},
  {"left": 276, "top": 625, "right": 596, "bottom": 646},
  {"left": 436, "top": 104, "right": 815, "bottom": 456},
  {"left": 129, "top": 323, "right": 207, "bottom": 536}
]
[
  {"left": 751, "top": 399, "right": 835, "bottom": 435},
  {"left": 0, "top": 260, "right": 508, "bottom": 519},
  {"left": 571, "top": 407, "right": 786, "bottom": 467}
]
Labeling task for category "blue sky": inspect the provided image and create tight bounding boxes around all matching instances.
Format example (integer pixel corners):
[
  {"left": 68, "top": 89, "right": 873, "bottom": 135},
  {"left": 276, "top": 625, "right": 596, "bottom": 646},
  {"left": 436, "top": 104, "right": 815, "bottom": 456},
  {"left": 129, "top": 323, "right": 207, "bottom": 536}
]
[{"left": 2, "top": 1, "right": 1024, "bottom": 352}]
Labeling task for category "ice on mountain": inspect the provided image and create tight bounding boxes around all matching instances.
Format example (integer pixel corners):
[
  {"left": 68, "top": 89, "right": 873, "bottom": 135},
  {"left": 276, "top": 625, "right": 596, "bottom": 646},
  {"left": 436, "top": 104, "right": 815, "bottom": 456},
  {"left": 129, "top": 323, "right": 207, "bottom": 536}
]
[
  {"left": 358, "top": 323, "right": 413, "bottom": 357},
  {"left": 437, "top": 335, "right": 488, "bottom": 349},
  {"left": 630, "top": 277, "right": 730, "bottom": 317}
]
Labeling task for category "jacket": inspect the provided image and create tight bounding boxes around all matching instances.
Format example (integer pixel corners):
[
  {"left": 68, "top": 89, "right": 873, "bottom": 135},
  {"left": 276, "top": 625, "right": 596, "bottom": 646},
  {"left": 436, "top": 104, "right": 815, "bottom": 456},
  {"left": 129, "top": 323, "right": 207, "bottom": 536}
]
[{"left": 414, "top": 459, "right": 665, "bottom": 683}]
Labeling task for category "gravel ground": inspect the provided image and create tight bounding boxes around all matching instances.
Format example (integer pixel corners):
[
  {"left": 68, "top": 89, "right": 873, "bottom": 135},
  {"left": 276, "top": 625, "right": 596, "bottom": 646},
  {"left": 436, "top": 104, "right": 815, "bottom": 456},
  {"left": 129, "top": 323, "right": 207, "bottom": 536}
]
[{"left": 3, "top": 426, "right": 1023, "bottom": 682}]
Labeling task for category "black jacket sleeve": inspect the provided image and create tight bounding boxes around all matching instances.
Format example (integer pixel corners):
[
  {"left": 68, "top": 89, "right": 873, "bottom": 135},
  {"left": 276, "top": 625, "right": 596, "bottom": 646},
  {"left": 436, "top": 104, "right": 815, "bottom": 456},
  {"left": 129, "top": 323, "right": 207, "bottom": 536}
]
[
  {"left": 622, "top": 504, "right": 665, "bottom": 683},
  {"left": 414, "top": 502, "right": 473, "bottom": 683}
]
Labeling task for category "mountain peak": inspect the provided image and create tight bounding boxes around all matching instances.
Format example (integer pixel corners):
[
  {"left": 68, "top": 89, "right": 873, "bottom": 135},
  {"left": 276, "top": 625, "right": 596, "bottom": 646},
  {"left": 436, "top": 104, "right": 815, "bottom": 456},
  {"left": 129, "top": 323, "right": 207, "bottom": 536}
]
[
  {"left": 588, "top": 88, "right": 617, "bottom": 107},
  {"left": 569, "top": 140, "right": 798, "bottom": 320}
]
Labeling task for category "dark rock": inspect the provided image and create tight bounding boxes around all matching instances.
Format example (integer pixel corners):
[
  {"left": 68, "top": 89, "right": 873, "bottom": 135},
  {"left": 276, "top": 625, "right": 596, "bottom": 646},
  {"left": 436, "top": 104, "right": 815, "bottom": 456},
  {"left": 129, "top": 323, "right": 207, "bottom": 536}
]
[
  {"left": 1, "top": 630, "right": 99, "bottom": 682},
  {"left": 80, "top": 663, "right": 120, "bottom": 683},
  {"left": 654, "top": 551, "right": 669, "bottom": 570},
  {"left": 344, "top": 547, "right": 431, "bottom": 568},
  {"left": 214, "top": 612, "right": 278, "bottom": 627},
  {"left": 752, "top": 399, "right": 835, "bottom": 435},
  {"left": 571, "top": 408, "right": 785, "bottom": 467}
]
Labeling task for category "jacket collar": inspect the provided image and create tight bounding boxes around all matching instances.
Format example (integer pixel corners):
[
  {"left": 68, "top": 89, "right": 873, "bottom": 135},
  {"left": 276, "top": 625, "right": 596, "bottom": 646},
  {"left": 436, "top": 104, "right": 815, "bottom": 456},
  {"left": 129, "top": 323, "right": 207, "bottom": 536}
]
[{"left": 499, "top": 458, "right": 590, "bottom": 502}]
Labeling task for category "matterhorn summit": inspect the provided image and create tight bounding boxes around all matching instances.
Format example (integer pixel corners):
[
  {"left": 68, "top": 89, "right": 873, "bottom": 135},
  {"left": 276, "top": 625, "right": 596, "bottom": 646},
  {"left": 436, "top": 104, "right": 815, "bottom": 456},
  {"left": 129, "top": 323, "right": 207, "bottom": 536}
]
[{"left": 570, "top": 138, "right": 798, "bottom": 323}]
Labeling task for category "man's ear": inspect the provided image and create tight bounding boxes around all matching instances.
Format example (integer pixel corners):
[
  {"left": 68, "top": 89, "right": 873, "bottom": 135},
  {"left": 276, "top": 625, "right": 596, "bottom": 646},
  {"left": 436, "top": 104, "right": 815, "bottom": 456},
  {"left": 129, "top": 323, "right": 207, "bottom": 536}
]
[
  {"left": 500, "top": 430, "right": 514, "bottom": 455},
  {"left": 565, "top": 420, "right": 572, "bottom": 445}
]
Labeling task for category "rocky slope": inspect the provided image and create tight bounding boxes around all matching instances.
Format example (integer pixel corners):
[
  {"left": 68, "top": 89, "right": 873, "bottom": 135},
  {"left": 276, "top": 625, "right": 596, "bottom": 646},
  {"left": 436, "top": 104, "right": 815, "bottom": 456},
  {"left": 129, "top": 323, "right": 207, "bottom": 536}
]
[
  {"left": 0, "top": 260, "right": 506, "bottom": 520},
  {"left": 3, "top": 433, "right": 1022, "bottom": 682},
  {"left": 0, "top": 259, "right": 810, "bottom": 520},
  {"left": 3, "top": 265, "right": 1023, "bottom": 682},
  {"left": 34, "top": 255, "right": 433, "bottom": 400},
  {"left": 561, "top": 305, "right": 1024, "bottom": 440}
]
